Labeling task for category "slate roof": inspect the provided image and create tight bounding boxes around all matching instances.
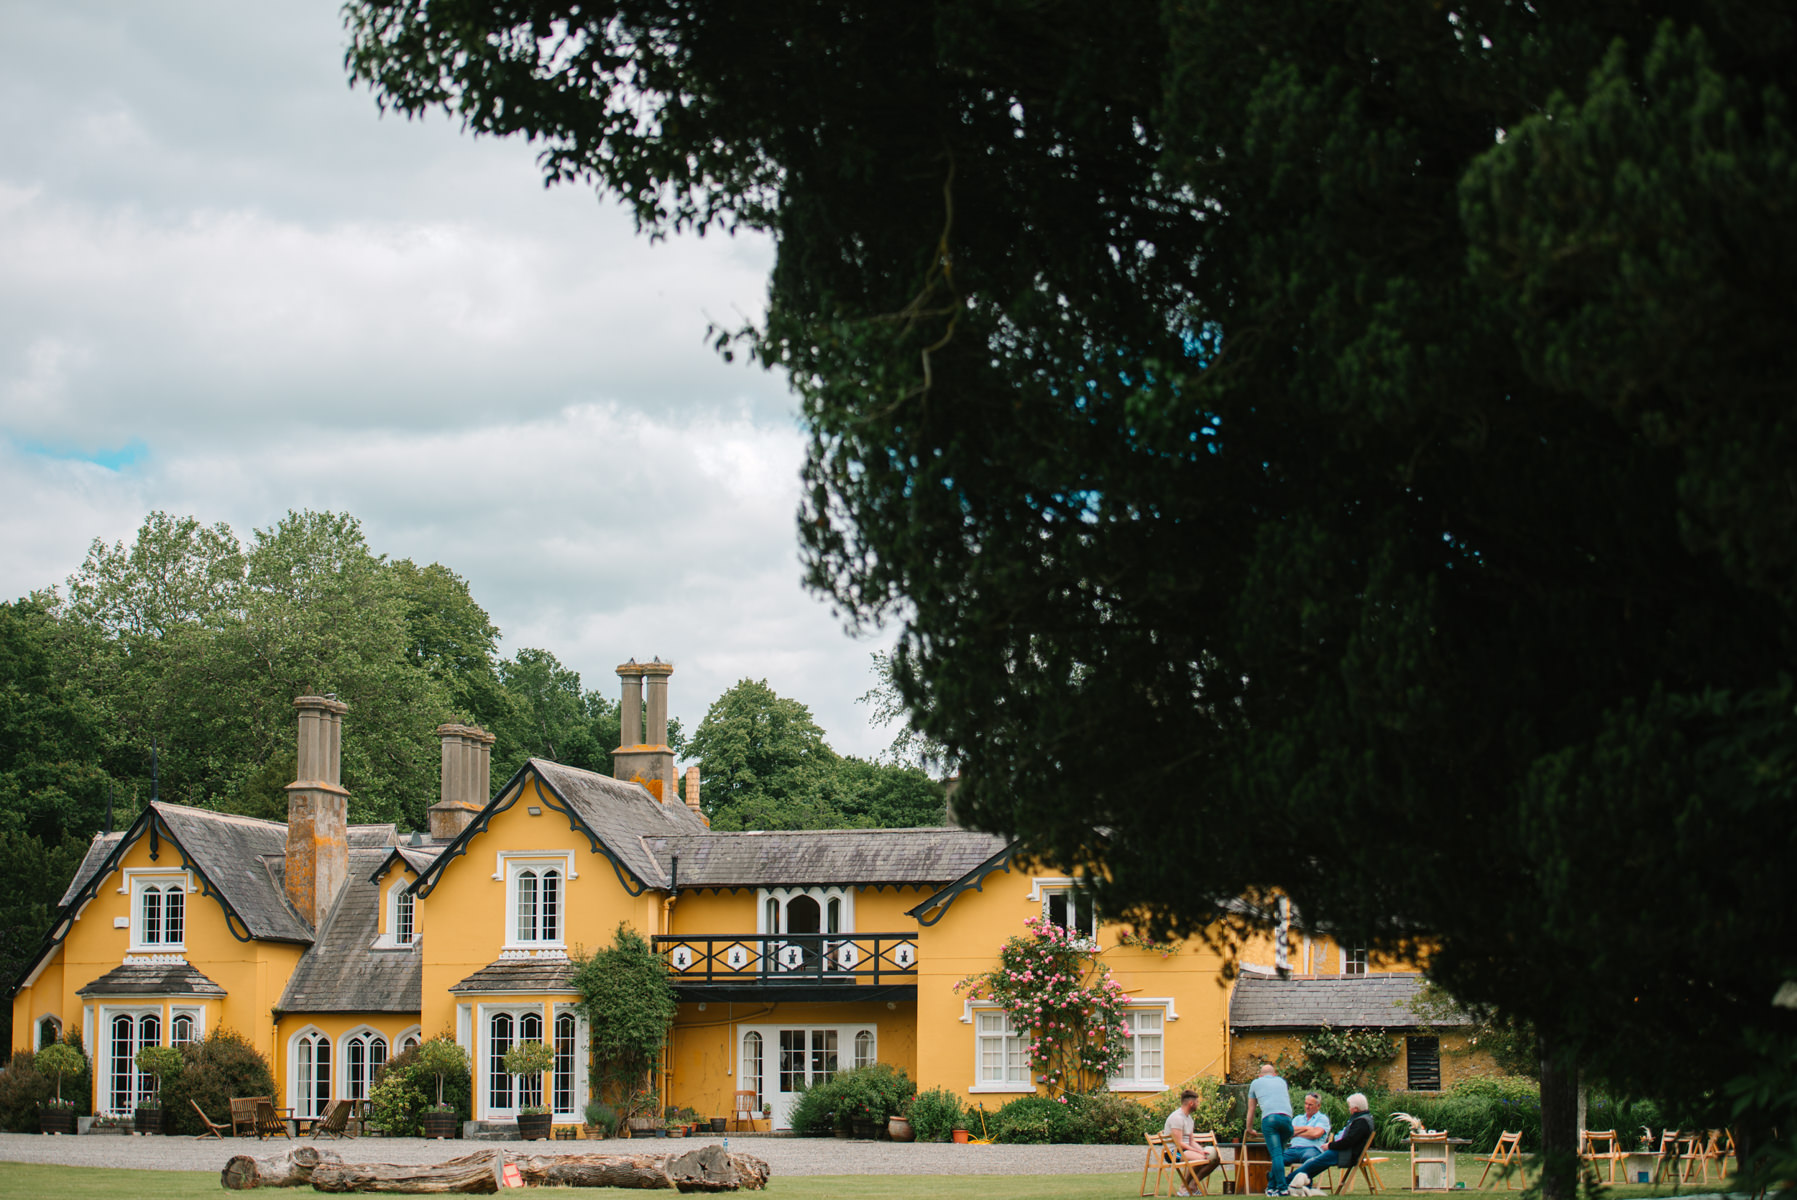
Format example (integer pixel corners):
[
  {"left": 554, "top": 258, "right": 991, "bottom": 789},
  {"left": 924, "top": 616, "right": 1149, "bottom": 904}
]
[
  {"left": 349, "top": 824, "right": 399, "bottom": 848},
  {"left": 61, "top": 832, "right": 126, "bottom": 906},
  {"left": 647, "top": 828, "right": 1011, "bottom": 888},
  {"left": 449, "top": 955, "right": 580, "bottom": 994},
  {"left": 150, "top": 804, "right": 316, "bottom": 943},
  {"left": 1228, "top": 973, "right": 1471, "bottom": 1030},
  {"left": 524, "top": 758, "right": 711, "bottom": 889},
  {"left": 77, "top": 960, "right": 227, "bottom": 997},
  {"left": 278, "top": 848, "right": 421, "bottom": 1013}
]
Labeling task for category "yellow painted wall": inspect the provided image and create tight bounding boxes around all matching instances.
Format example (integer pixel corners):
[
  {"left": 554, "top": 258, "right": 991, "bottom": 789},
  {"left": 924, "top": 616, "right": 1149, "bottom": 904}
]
[
  {"left": 417, "top": 775, "right": 661, "bottom": 1040},
  {"left": 1228, "top": 1030, "right": 1498, "bottom": 1090},
  {"left": 10, "top": 831, "right": 305, "bottom": 1112}
]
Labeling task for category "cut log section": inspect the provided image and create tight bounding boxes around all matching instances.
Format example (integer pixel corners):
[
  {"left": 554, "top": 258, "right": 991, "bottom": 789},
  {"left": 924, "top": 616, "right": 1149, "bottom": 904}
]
[
  {"left": 220, "top": 1145, "right": 346, "bottom": 1189},
  {"left": 300, "top": 1145, "right": 771, "bottom": 1193}
]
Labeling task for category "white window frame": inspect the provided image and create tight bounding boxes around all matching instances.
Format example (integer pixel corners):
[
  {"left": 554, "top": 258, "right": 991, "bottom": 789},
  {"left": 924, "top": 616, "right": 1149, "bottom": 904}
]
[
  {"left": 853, "top": 1028, "right": 877, "bottom": 1069},
  {"left": 99, "top": 1005, "right": 162, "bottom": 1115},
  {"left": 375, "top": 878, "right": 418, "bottom": 949},
  {"left": 340, "top": 1025, "right": 390, "bottom": 1102},
  {"left": 170, "top": 1006, "right": 205, "bottom": 1046},
  {"left": 970, "top": 1007, "right": 1032, "bottom": 1093},
  {"left": 1343, "top": 946, "right": 1369, "bottom": 975},
  {"left": 125, "top": 870, "right": 193, "bottom": 953},
  {"left": 288, "top": 1026, "right": 334, "bottom": 1120},
  {"left": 1032, "top": 877, "right": 1099, "bottom": 946},
  {"left": 755, "top": 886, "right": 855, "bottom": 934},
  {"left": 478, "top": 1003, "right": 567, "bottom": 1118},
  {"left": 549, "top": 1005, "right": 588, "bottom": 1119},
  {"left": 1108, "top": 1005, "right": 1168, "bottom": 1091},
  {"left": 502, "top": 856, "right": 571, "bottom": 949},
  {"left": 396, "top": 1025, "right": 423, "bottom": 1053}
]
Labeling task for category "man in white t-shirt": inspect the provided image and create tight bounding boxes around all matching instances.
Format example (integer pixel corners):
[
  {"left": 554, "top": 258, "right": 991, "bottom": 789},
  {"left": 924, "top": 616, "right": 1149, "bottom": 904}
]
[{"left": 1164, "top": 1090, "right": 1222, "bottom": 1197}]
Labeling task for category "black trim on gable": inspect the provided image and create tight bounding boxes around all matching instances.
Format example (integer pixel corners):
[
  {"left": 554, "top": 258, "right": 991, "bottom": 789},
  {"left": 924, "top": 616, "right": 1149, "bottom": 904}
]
[
  {"left": 408, "top": 762, "right": 652, "bottom": 900},
  {"left": 905, "top": 843, "right": 1018, "bottom": 926}
]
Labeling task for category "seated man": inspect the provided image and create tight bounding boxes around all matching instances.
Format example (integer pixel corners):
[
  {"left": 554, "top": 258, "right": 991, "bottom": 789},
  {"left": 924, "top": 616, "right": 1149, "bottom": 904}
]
[
  {"left": 1164, "top": 1089, "right": 1223, "bottom": 1197},
  {"left": 1287, "top": 1092, "right": 1333, "bottom": 1168},
  {"left": 1288, "top": 1093, "right": 1376, "bottom": 1197}
]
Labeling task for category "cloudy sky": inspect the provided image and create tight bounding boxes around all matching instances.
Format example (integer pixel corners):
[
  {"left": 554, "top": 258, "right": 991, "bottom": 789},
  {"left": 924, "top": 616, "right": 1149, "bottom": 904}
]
[{"left": 0, "top": 1, "right": 897, "bottom": 758}]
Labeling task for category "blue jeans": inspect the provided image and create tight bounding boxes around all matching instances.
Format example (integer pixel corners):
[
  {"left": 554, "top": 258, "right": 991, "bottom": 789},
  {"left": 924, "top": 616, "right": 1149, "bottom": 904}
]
[
  {"left": 1262, "top": 1114, "right": 1295, "bottom": 1191},
  {"left": 1286, "top": 1146, "right": 1325, "bottom": 1166},
  {"left": 1293, "top": 1149, "right": 1342, "bottom": 1180}
]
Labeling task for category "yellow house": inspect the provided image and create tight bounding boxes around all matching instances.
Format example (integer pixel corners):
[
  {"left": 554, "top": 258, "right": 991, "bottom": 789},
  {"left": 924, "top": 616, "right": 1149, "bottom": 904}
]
[{"left": 9, "top": 659, "right": 1439, "bottom": 1128}]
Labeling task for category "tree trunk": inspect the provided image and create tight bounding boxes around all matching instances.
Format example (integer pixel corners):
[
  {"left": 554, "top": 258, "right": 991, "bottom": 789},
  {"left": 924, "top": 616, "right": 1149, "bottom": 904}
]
[
  {"left": 220, "top": 1145, "right": 346, "bottom": 1189},
  {"left": 305, "top": 1147, "right": 770, "bottom": 1193},
  {"left": 1538, "top": 1034, "right": 1580, "bottom": 1200}
]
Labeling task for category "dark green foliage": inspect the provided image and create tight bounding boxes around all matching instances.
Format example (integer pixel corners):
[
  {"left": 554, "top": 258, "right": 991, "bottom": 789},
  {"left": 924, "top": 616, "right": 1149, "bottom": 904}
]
[
  {"left": 907, "top": 1086, "right": 964, "bottom": 1142},
  {"left": 584, "top": 1100, "right": 619, "bottom": 1136},
  {"left": 1279, "top": 1029, "right": 1400, "bottom": 1094},
  {"left": 990, "top": 1095, "right": 1085, "bottom": 1144},
  {"left": 573, "top": 925, "right": 676, "bottom": 1112},
  {"left": 786, "top": 1064, "right": 917, "bottom": 1133},
  {"left": 0, "top": 1050, "right": 57, "bottom": 1130},
  {"left": 1067, "top": 1091, "right": 1159, "bottom": 1145},
  {"left": 785, "top": 1081, "right": 836, "bottom": 1137},
  {"left": 368, "top": 1039, "right": 473, "bottom": 1136},
  {"left": 340, "top": 2, "right": 1795, "bottom": 1189},
  {"left": 161, "top": 1029, "right": 275, "bottom": 1136},
  {"left": 690, "top": 679, "right": 944, "bottom": 831},
  {"left": 0, "top": 831, "right": 87, "bottom": 1053}
]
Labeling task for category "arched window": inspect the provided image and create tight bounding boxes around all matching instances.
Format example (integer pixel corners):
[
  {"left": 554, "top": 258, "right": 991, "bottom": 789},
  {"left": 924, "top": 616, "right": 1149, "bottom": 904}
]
[
  {"left": 164, "top": 886, "right": 185, "bottom": 944},
  {"left": 110, "top": 1014, "right": 137, "bottom": 1112},
  {"left": 853, "top": 1029, "right": 875, "bottom": 1070},
  {"left": 346, "top": 1032, "right": 389, "bottom": 1100},
  {"left": 399, "top": 1031, "right": 421, "bottom": 1052},
  {"left": 553, "top": 1013, "right": 577, "bottom": 1115},
  {"left": 518, "top": 1013, "right": 544, "bottom": 1109},
  {"left": 395, "top": 890, "right": 415, "bottom": 945},
  {"left": 489, "top": 1013, "right": 514, "bottom": 1111},
  {"left": 741, "top": 1031, "right": 763, "bottom": 1107},
  {"left": 296, "top": 1031, "right": 332, "bottom": 1119},
  {"left": 142, "top": 886, "right": 162, "bottom": 945},
  {"left": 37, "top": 1016, "right": 60, "bottom": 1050},
  {"left": 135, "top": 1014, "right": 160, "bottom": 1105},
  {"left": 171, "top": 1013, "right": 196, "bottom": 1046}
]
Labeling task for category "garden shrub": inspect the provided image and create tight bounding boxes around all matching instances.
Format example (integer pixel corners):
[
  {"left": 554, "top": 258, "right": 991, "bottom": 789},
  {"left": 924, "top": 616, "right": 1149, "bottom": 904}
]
[
  {"left": 992, "top": 1095, "right": 1084, "bottom": 1144},
  {"left": 1368, "top": 1077, "right": 1542, "bottom": 1153},
  {"left": 584, "top": 1100, "right": 619, "bottom": 1137},
  {"left": 786, "top": 1080, "right": 836, "bottom": 1136},
  {"left": 1068, "top": 1091, "right": 1157, "bottom": 1144},
  {"left": 368, "top": 1038, "right": 473, "bottom": 1136},
  {"left": 162, "top": 1029, "right": 275, "bottom": 1136},
  {"left": 0, "top": 1050, "right": 56, "bottom": 1132},
  {"left": 786, "top": 1064, "right": 917, "bottom": 1133},
  {"left": 909, "top": 1086, "right": 964, "bottom": 1142},
  {"left": 1153, "top": 1074, "right": 1239, "bottom": 1136}
]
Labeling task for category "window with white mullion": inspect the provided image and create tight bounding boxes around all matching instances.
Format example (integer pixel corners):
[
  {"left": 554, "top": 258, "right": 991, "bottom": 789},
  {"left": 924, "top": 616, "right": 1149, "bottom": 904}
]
[
  {"left": 975, "top": 1011, "right": 1028, "bottom": 1086},
  {"left": 507, "top": 863, "right": 566, "bottom": 946},
  {"left": 395, "top": 889, "right": 414, "bottom": 945},
  {"left": 130, "top": 875, "right": 188, "bottom": 950},
  {"left": 1110, "top": 1008, "right": 1165, "bottom": 1087}
]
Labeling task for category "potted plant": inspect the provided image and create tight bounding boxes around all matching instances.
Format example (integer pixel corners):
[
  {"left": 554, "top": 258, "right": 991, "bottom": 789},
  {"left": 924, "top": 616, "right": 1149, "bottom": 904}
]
[
  {"left": 132, "top": 1045, "right": 182, "bottom": 1135},
  {"left": 624, "top": 1089, "right": 659, "bottom": 1137},
  {"left": 952, "top": 1122, "right": 971, "bottom": 1144},
  {"left": 665, "top": 1105, "right": 687, "bottom": 1137},
  {"left": 583, "top": 1101, "right": 617, "bottom": 1140},
  {"left": 888, "top": 1095, "right": 915, "bottom": 1143},
  {"left": 761, "top": 1102, "right": 773, "bottom": 1129},
  {"left": 35, "top": 1043, "right": 86, "bottom": 1135},
  {"left": 502, "top": 1039, "right": 557, "bottom": 1140},
  {"left": 709, "top": 1114, "right": 727, "bottom": 1134},
  {"left": 416, "top": 1038, "right": 471, "bottom": 1139}
]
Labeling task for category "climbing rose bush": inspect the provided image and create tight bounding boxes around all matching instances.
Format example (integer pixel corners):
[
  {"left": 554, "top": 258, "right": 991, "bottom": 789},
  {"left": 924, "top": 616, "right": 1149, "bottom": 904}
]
[{"left": 957, "top": 916, "right": 1132, "bottom": 1094}]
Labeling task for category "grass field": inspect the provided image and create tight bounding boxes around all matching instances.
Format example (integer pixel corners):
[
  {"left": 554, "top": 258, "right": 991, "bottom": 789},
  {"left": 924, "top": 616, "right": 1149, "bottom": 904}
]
[{"left": 0, "top": 1160, "right": 1737, "bottom": 1200}]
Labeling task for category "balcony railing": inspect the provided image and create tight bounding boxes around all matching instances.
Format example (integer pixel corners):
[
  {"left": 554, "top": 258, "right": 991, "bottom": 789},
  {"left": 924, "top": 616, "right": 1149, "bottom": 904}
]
[{"left": 652, "top": 933, "right": 919, "bottom": 986}]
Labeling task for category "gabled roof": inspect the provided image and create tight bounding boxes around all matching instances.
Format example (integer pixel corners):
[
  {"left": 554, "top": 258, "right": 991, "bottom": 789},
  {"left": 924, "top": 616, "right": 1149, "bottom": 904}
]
[
  {"left": 412, "top": 758, "right": 709, "bottom": 898},
  {"left": 370, "top": 842, "right": 444, "bottom": 883},
  {"left": 78, "top": 960, "right": 226, "bottom": 998},
  {"left": 1228, "top": 973, "right": 1471, "bottom": 1030},
  {"left": 646, "top": 828, "right": 1010, "bottom": 888},
  {"left": 279, "top": 848, "right": 421, "bottom": 1014}
]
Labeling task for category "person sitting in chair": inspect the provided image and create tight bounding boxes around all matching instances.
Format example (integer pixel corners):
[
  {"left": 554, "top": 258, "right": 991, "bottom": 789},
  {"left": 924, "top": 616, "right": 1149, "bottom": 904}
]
[
  {"left": 1287, "top": 1092, "right": 1333, "bottom": 1168},
  {"left": 1165, "top": 1089, "right": 1223, "bottom": 1197},
  {"left": 1288, "top": 1093, "right": 1376, "bottom": 1197}
]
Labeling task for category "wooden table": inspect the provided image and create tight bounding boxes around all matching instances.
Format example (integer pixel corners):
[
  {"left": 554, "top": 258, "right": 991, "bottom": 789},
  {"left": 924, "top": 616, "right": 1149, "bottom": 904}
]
[{"left": 1406, "top": 1137, "right": 1471, "bottom": 1190}]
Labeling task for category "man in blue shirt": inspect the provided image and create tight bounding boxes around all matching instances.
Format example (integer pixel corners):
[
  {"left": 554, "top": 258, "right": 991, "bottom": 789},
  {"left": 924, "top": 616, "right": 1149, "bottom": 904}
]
[
  {"left": 1288, "top": 1092, "right": 1333, "bottom": 1168},
  {"left": 1243, "top": 1063, "right": 1296, "bottom": 1195}
]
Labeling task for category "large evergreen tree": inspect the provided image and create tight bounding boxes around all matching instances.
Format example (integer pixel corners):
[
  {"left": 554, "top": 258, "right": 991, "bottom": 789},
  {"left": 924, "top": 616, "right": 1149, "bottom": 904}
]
[{"left": 347, "top": 1, "right": 1796, "bottom": 1186}]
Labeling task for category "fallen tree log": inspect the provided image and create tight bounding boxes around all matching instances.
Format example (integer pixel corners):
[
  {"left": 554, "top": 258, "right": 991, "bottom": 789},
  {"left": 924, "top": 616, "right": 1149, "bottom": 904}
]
[
  {"left": 220, "top": 1145, "right": 346, "bottom": 1190},
  {"left": 303, "top": 1146, "right": 771, "bottom": 1193}
]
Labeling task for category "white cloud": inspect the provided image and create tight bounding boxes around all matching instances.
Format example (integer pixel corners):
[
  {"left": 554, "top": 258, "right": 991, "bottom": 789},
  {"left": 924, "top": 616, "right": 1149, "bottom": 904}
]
[{"left": 0, "top": 0, "right": 897, "bottom": 759}]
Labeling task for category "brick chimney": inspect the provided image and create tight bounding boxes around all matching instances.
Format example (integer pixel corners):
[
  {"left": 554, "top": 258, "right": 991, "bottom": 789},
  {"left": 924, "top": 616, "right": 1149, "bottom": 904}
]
[
  {"left": 684, "top": 765, "right": 703, "bottom": 818},
  {"left": 612, "top": 658, "right": 677, "bottom": 801},
  {"left": 285, "top": 696, "right": 349, "bottom": 930},
  {"left": 429, "top": 723, "right": 493, "bottom": 841}
]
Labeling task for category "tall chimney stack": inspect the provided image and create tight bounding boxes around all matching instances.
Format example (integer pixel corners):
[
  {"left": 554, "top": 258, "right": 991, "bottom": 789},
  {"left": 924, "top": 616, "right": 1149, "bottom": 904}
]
[
  {"left": 612, "top": 658, "right": 677, "bottom": 802},
  {"left": 430, "top": 723, "right": 493, "bottom": 841},
  {"left": 285, "top": 696, "right": 350, "bottom": 930},
  {"left": 684, "top": 765, "right": 703, "bottom": 821}
]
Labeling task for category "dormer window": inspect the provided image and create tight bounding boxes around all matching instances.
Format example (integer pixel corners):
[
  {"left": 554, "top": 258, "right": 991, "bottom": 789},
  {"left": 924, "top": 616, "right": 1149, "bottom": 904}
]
[
  {"left": 127, "top": 872, "right": 190, "bottom": 952},
  {"left": 396, "top": 890, "right": 415, "bottom": 945}
]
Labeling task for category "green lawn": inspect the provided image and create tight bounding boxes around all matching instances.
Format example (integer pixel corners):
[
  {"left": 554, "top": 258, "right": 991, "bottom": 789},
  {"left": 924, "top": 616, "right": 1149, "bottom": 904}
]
[{"left": 0, "top": 1161, "right": 1739, "bottom": 1199}]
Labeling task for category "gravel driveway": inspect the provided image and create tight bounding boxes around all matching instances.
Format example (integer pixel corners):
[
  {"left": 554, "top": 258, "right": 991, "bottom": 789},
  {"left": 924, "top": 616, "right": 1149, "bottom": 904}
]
[{"left": 0, "top": 1132, "right": 1142, "bottom": 1176}]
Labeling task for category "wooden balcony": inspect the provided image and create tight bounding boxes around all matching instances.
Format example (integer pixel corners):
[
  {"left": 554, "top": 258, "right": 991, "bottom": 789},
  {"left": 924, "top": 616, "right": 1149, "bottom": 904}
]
[{"left": 652, "top": 933, "right": 919, "bottom": 1002}]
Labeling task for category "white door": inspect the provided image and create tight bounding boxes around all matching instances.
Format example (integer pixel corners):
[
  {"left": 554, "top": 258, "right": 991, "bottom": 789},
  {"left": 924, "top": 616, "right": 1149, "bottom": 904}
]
[{"left": 771, "top": 1028, "right": 838, "bottom": 1130}]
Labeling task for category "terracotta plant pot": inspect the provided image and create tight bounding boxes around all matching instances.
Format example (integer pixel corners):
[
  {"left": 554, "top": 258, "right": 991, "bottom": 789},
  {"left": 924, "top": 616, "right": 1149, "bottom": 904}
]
[
  {"left": 952, "top": 1128, "right": 970, "bottom": 1144},
  {"left": 423, "top": 1111, "right": 460, "bottom": 1140},
  {"left": 517, "top": 1113, "right": 553, "bottom": 1141},
  {"left": 888, "top": 1116, "right": 914, "bottom": 1143}
]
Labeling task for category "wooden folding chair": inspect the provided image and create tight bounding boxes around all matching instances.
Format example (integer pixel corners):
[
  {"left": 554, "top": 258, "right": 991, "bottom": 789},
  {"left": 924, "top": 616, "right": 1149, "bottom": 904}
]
[
  {"left": 1579, "top": 1130, "right": 1625, "bottom": 1184},
  {"left": 1143, "top": 1133, "right": 1178, "bottom": 1197},
  {"left": 189, "top": 1099, "right": 231, "bottom": 1139},
  {"left": 1474, "top": 1131, "right": 1525, "bottom": 1190},
  {"left": 732, "top": 1089, "right": 760, "bottom": 1132},
  {"left": 1318, "top": 1152, "right": 1386, "bottom": 1194},
  {"left": 230, "top": 1097, "right": 263, "bottom": 1138},
  {"left": 1650, "top": 1129, "right": 1684, "bottom": 1184},
  {"left": 253, "top": 1097, "right": 292, "bottom": 1140},
  {"left": 1684, "top": 1130, "right": 1724, "bottom": 1184},
  {"left": 310, "top": 1098, "right": 355, "bottom": 1140},
  {"left": 1410, "top": 1134, "right": 1452, "bottom": 1191}
]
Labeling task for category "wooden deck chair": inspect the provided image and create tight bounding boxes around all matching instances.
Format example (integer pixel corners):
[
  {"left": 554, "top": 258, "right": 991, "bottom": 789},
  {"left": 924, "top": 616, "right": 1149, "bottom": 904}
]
[
  {"left": 1474, "top": 1131, "right": 1525, "bottom": 1190},
  {"left": 732, "top": 1090, "right": 760, "bottom": 1132},
  {"left": 1579, "top": 1130, "right": 1625, "bottom": 1184},
  {"left": 311, "top": 1098, "right": 355, "bottom": 1140},
  {"left": 189, "top": 1099, "right": 231, "bottom": 1139},
  {"left": 1410, "top": 1133, "right": 1453, "bottom": 1191},
  {"left": 1319, "top": 1150, "right": 1386, "bottom": 1194},
  {"left": 229, "top": 1097, "right": 263, "bottom": 1138},
  {"left": 253, "top": 1097, "right": 292, "bottom": 1140},
  {"left": 1143, "top": 1133, "right": 1178, "bottom": 1197}
]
